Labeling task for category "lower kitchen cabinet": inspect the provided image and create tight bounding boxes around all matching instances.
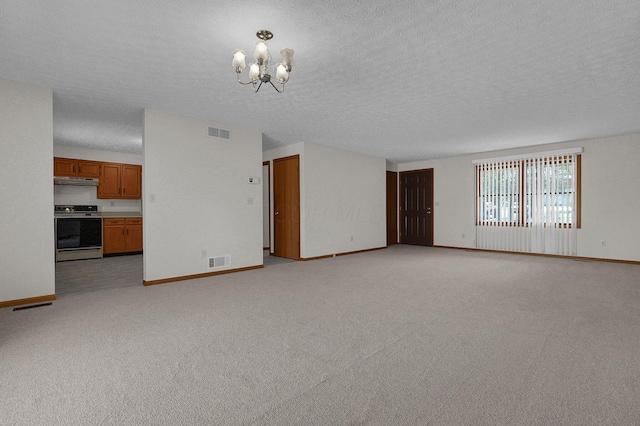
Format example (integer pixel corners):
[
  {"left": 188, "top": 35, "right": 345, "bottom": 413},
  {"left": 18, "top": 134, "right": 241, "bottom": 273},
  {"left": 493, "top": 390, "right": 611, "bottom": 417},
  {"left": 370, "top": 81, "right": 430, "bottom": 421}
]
[{"left": 103, "top": 218, "right": 143, "bottom": 255}]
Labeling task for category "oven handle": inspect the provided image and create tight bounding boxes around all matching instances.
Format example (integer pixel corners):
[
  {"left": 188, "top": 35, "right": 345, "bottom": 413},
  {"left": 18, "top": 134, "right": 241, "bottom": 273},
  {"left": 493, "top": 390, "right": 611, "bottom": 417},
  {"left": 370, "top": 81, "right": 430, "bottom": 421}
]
[{"left": 57, "top": 247, "right": 102, "bottom": 252}]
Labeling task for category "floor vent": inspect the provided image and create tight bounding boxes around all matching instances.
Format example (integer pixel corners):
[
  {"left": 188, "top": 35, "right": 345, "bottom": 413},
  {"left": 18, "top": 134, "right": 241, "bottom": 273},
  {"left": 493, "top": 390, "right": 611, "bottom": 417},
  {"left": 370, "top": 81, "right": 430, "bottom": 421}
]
[
  {"left": 13, "top": 302, "right": 53, "bottom": 311},
  {"left": 209, "top": 255, "right": 231, "bottom": 269},
  {"left": 208, "top": 126, "right": 231, "bottom": 140}
]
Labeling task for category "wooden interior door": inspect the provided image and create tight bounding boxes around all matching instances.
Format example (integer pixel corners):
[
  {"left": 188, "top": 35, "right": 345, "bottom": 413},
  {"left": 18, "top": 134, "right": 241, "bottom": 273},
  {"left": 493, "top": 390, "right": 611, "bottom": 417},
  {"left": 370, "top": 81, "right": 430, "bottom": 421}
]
[
  {"left": 386, "top": 171, "right": 398, "bottom": 245},
  {"left": 273, "top": 155, "right": 300, "bottom": 259},
  {"left": 400, "top": 169, "right": 434, "bottom": 246}
]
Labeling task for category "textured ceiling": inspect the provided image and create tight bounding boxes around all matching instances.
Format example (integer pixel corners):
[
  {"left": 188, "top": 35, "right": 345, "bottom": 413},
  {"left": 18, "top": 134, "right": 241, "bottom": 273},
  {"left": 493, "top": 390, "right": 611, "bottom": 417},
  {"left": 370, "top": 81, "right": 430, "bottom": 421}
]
[{"left": 1, "top": 0, "right": 639, "bottom": 162}]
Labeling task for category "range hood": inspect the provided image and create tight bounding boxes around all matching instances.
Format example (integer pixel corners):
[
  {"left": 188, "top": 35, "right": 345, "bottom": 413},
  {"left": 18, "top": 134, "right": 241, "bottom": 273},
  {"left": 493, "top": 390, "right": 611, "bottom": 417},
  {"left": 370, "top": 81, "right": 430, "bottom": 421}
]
[{"left": 54, "top": 176, "right": 99, "bottom": 186}]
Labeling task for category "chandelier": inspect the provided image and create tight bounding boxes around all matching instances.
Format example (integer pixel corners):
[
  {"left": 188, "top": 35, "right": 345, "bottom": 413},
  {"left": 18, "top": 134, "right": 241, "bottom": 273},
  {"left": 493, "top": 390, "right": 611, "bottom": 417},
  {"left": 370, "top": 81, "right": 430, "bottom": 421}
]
[{"left": 232, "top": 30, "right": 295, "bottom": 93}]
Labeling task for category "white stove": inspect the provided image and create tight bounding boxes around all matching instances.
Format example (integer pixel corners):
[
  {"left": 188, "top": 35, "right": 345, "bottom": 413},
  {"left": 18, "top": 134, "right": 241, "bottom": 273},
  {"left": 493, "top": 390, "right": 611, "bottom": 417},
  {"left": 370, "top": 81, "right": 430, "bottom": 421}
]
[{"left": 54, "top": 205, "right": 103, "bottom": 262}]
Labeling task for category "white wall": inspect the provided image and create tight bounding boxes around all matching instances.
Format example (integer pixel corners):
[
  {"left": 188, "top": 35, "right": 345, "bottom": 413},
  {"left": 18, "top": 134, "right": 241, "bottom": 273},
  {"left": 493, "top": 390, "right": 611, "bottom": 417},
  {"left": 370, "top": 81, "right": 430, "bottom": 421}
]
[
  {"left": 142, "top": 109, "right": 263, "bottom": 282},
  {"left": 53, "top": 145, "right": 142, "bottom": 213},
  {"left": 303, "top": 142, "right": 386, "bottom": 258},
  {"left": 0, "top": 78, "right": 54, "bottom": 303},
  {"left": 264, "top": 142, "right": 386, "bottom": 259},
  {"left": 399, "top": 134, "right": 640, "bottom": 262}
]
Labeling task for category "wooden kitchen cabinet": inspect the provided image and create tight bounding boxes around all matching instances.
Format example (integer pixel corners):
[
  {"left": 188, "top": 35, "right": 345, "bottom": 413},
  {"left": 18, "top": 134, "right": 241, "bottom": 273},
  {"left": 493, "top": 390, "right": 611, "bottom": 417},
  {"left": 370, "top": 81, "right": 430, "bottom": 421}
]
[
  {"left": 122, "top": 164, "right": 142, "bottom": 199},
  {"left": 103, "top": 218, "right": 143, "bottom": 255},
  {"left": 98, "top": 163, "right": 142, "bottom": 199},
  {"left": 124, "top": 218, "right": 143, "bottom": 252},
  {"left": 54, "top": 157, "right": 100, "bottom": 178},
  {"left": 103, "top": 218, "right": 127, "bottom": 254}
]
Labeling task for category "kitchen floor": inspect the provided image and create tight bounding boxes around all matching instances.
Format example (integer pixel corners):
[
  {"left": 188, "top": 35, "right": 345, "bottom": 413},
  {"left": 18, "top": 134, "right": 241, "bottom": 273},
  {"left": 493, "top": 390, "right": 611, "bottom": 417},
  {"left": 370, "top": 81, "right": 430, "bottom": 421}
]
[
  {"left": 56, "top": 251, "right": 294, "bottom": 296},
  {"left": 55, "top": 254, "right": 143, "bottom": 296}
]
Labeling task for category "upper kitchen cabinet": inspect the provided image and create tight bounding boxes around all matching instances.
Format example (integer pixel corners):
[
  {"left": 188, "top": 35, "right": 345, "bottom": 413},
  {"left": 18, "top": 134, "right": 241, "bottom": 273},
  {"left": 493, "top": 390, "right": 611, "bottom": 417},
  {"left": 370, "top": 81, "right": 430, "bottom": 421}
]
[
  {"left": 122, "top": 164, "right": 142, "bottom": 199},
  {"left": 54, "top": 157, "right": 101, "bottom": 178},
  {"left": 98, "top": 163, "right": 142, "bottom": 199}
]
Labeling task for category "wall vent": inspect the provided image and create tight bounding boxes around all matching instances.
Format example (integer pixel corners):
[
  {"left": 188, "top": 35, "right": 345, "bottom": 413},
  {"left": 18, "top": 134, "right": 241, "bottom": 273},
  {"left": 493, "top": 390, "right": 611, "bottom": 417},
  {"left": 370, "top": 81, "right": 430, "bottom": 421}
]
[
  {"left": 209, "top": 255, "right": 231, "bottom": 269},
  {"left": 208, "top": 126, "right": 231, "bottom": 140}
]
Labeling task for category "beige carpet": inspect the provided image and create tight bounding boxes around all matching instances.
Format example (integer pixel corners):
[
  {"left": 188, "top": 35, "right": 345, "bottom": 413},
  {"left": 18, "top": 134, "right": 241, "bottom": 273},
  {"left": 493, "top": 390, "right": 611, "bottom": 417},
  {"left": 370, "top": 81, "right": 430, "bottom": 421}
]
[{"left": 1, "top": 245, "right": 639, "bottom": 425}]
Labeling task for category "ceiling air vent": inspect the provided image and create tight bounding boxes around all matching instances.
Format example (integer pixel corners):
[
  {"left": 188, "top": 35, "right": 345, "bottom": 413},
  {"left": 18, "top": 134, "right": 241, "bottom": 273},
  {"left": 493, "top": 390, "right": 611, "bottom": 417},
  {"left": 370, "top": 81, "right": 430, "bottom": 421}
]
[
  {"left": 208, "top": 126, "right": 231, "bottom": 140},
  {"left": 207, "top": 126, "right": 219, "bottom": 137}
]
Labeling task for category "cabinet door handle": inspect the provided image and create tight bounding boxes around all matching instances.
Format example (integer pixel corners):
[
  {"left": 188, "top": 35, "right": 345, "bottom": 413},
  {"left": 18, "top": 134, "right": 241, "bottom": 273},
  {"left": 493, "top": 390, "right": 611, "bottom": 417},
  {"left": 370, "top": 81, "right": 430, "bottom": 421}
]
[
  {"left": 127, "top": 229, "right": 129, "bottom": 235},
  {"left": 123, "top": 188, "right": 126, "bottom": 194},
  {"left": 122, "top": 229, "right": 124, "bottom": 235}
]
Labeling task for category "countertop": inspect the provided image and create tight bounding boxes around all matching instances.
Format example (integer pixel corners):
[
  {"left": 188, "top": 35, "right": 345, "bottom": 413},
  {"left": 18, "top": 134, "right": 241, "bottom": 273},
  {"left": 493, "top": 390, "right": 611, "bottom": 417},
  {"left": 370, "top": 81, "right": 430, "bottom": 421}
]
[{"left": 99, "top": 212, "right": 142, "bottom": 218}]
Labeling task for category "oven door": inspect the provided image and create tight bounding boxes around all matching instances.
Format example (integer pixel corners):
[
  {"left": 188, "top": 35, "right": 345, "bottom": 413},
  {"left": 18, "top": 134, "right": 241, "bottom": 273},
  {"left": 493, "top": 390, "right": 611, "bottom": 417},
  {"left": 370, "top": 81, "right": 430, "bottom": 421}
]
[{"left": 55, "top": 217, "right": 103, "bottom": 261}]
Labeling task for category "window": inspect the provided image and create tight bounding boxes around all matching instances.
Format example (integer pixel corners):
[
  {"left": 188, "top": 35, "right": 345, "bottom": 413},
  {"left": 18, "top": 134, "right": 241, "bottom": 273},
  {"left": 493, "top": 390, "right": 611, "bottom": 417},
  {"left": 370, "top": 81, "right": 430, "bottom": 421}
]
[
  {"left": 478, "top": 163, "right": 520, "bottom": 224},
  {"left": 473, "top": 148, "right": 582, "bottom": 256},
  {"left": 476, "top": 154, "right": 581, "bottom": 228}
]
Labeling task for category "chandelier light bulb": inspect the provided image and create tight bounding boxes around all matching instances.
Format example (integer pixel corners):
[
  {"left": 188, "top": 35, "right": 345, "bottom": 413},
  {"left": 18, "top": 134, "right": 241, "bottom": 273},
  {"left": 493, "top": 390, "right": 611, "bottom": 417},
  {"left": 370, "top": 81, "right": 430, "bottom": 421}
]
[
  {"left": 275, "top": 63, "right": 289, "bottom": 83},
  {"left": 232, "top": 49, "right": 247, "bottom": 71},
  {"left": 248, "top": 63, "right": 260, "bottom": 81},
  {"left": 280, "top": 48, "right": 295, "bottom": 70},
  {"left": 253, "top": 40, "right": 269, "bottom": 61}
]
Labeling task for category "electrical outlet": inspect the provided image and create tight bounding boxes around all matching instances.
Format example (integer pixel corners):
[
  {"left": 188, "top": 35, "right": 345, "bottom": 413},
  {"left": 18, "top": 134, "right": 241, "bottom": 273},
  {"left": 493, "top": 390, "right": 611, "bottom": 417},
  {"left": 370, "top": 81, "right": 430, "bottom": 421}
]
[
  {"left": 601, "top": 240, "right": 606, "bottom": 247},
  {"left": 350, "top": 236, "right": 354, "bottom": 242},
  {"left": 462, "top": 233, "right": 465, "bottom": 239}
]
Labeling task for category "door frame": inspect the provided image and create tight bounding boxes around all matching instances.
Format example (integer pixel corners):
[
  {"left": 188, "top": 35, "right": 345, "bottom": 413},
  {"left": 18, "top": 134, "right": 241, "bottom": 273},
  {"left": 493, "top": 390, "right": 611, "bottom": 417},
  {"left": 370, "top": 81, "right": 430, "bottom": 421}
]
[
  {"left": 263, "top": 161, "right": 270, "bottom": 251},
  {"left": 386, "top": 171, "right": 398, "bottom": 245}
]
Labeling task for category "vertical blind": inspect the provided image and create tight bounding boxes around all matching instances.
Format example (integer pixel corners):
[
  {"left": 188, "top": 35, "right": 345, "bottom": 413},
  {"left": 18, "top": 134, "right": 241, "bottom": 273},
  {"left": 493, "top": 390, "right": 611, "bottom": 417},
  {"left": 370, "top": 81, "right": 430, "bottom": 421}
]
[{"left": 473, "top": 148, "right": 582, "bottom": 256}]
